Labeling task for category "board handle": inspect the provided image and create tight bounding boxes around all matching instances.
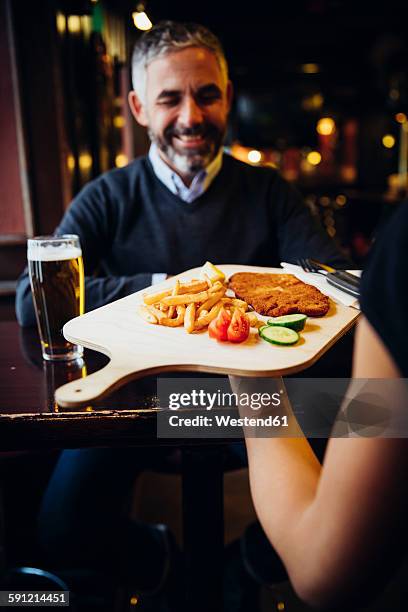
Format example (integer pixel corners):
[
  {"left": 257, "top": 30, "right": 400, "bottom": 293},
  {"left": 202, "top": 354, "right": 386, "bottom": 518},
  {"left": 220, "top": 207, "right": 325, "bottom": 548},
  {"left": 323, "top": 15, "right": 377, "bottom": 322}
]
[{"left": 55, "top": 360, "right": 136, "bottom": 408}]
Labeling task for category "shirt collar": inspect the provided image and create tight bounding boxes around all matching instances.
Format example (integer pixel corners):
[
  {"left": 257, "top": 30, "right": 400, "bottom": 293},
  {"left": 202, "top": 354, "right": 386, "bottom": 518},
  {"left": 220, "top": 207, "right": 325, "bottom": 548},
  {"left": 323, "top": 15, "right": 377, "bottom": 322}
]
[{"left": 148, "top": 143, "right": 223, "bottom": 203}]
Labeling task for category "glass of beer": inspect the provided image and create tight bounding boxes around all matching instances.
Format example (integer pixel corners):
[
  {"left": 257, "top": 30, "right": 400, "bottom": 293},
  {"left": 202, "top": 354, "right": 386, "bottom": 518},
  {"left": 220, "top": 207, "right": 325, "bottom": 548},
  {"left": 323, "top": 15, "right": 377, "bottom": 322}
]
[{"left": 27, "top": 235, "right": 85, "bottom": 361}]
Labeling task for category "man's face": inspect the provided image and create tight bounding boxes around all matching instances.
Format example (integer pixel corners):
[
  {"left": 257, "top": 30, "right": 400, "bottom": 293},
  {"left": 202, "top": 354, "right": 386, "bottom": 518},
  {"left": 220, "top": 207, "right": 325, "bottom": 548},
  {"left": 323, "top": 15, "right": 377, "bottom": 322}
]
[{"left": 131, "top": 47, "right": 232, "bottom": 180}]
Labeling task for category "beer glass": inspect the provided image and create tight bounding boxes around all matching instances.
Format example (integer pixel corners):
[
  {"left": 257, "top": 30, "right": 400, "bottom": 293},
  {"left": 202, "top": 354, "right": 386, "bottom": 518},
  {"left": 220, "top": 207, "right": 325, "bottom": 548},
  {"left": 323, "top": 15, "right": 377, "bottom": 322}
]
[{"left": 28, "top": 235, "right": 85, "bottom": 361}]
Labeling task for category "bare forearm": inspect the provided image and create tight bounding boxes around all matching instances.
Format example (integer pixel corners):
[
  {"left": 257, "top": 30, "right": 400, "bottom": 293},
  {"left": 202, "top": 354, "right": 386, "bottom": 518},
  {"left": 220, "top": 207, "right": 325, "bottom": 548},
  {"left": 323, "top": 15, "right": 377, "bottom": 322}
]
[
  {"left": 245, "top": 436, "right": 321, "bottom": 577},
  {"left": 229, "top": 376, "right": 321, "bottom": 572}
]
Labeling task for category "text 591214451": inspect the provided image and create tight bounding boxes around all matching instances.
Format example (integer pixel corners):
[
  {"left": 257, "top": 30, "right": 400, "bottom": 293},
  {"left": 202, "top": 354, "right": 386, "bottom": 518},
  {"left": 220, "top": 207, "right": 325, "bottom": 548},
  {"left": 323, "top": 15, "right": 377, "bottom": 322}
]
[{"left": 0, "top": 591, "right": 69, "bottom": 607}]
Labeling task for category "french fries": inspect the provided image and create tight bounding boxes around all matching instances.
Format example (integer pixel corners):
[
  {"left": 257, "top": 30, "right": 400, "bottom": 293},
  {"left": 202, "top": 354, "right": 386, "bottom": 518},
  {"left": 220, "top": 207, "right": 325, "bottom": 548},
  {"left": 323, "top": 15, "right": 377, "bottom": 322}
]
[
  {"left": 196, "top": 288, "right": 226, "bottom": 314},
  {"left": 162, "top": 290, "right": 210, "bottom": 306},
  {"left": 221, "top": 297, "right": 248, "bottom": 311},
  {"left": 178, "top": 280, "right": 208, "bottom": 294},
  {"left": 194, "top": 301, "right": 224, "bottom": 329},
  {"left": 137, "top": 270, "right": 260, "bottom": 334},
  {"left": 184, "top": 303, "right": 196, "bottom": 333},
  {"left": 167, "top": 279, "right": 180, "bottom": 320},
  {"left": 208, "top": 281, "right": 224, "bottom": 294},
  {"left": 160, "top": 305, "right": 186, "bottom": 327},
  {"left": 143, "top": 289, "right": 172, "bottom": 305},
  {"left": 141, "top": 279, "right": 207, "bottom": 305},
  {"left": 145, "top": 305, "right": 167, "bottom": 321}
]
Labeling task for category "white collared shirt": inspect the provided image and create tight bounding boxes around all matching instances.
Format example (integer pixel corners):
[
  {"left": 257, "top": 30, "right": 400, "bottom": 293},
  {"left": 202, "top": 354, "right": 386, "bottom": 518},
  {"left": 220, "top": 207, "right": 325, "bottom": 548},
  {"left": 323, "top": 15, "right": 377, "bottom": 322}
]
[{"left": 148, "top": 143, "right": 223, "bottom": 203}]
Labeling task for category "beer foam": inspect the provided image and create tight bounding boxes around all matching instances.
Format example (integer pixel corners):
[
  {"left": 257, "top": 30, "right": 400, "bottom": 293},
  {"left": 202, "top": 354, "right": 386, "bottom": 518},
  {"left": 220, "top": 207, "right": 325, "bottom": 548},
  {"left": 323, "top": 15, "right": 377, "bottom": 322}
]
[{"left": 27, "top": 244, "right": 82, "bottom": 261}]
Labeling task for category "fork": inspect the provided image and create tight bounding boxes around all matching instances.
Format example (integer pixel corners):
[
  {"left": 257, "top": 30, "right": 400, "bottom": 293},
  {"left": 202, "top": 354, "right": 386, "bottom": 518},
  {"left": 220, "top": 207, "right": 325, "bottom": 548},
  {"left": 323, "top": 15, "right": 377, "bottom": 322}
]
[
  {"left": 297, "top": 258, "right": 320, "bottom": 274},
  {"left": 297, "top": 258, "right": 360, "bottom": 298}
]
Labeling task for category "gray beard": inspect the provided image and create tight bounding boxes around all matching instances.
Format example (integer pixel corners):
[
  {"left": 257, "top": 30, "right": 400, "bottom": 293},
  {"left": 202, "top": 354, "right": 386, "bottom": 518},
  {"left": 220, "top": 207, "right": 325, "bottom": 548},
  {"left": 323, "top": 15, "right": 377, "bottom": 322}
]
[{"left": 148, "top": 128, "right": 220, "bottom": 178}]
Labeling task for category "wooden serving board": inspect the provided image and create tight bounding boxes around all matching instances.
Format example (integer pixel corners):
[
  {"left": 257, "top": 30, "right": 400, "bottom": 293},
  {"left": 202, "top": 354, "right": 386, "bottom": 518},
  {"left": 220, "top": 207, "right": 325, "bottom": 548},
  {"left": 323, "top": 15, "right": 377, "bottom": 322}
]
[{"left": 55, "top": 265, "right": 360, "bottom": 407}]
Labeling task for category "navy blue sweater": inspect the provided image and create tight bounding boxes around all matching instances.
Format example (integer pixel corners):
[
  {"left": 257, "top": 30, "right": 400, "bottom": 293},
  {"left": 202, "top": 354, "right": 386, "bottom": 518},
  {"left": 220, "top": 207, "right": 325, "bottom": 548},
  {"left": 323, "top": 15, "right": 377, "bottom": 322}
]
[{"left": 16, "top": 154, "right": 350, "bottom": 326}]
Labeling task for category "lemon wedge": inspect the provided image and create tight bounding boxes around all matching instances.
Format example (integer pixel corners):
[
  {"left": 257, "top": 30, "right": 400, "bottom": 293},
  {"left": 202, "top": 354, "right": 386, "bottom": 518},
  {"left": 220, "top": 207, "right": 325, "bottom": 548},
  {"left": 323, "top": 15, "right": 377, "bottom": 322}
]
[{"left": 200, "top": 261, "right": 225, "bottom": 283}]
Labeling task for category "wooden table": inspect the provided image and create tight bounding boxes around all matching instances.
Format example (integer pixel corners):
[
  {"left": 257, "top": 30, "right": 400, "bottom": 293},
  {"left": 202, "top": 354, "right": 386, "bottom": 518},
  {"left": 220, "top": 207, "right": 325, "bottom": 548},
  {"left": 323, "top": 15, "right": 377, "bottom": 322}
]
[{"left": 0, "top": 321, "right": 227, "bottom": 611}]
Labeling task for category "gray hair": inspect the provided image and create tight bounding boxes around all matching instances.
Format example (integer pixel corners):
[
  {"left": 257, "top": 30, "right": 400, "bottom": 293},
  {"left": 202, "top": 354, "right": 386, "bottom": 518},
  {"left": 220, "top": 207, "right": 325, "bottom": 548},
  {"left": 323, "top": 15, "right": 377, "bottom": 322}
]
[{"left": 131, "top": 21, "right": 228, "bottom": 103}]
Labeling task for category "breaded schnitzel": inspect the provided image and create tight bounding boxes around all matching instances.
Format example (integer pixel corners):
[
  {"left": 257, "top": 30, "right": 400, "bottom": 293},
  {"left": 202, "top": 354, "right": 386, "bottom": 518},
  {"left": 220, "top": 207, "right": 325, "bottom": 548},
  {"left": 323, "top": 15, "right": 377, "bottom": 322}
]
[{"left": 229, "top": 272, "right": 330, "bottom": 317}]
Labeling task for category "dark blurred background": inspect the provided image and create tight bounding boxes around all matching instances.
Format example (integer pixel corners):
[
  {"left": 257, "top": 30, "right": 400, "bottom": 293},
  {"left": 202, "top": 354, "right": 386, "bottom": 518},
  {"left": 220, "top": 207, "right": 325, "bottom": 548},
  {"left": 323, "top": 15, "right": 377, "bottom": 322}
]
[{"left": 1, "top": 0, "right": 408, "bottom": 318}]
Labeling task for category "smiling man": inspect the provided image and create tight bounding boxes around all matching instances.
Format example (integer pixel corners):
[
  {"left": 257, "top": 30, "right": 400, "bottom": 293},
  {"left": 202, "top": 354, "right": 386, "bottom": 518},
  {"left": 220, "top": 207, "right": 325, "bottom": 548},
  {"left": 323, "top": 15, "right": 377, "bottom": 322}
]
[
  {"left": 130, "top": 22, "right": 232, "bottom": 179},
  {"left": 16, "top": 20, "right": 349, "bottom": 325},
  {"left": 129, "top": 42, "right": 232, "bottom": 187}
]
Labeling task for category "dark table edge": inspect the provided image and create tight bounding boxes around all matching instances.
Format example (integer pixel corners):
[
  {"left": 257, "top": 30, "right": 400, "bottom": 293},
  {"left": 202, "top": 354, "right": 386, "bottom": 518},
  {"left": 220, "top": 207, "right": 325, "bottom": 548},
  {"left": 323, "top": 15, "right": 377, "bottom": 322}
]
[{"left": 0, "top": 409, "right": 236, "bottom": 451}]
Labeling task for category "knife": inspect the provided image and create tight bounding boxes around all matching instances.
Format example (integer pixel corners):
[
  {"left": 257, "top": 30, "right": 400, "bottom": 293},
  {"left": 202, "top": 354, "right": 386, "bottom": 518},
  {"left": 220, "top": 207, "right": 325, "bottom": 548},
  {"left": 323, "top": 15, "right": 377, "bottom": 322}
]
[{"left": 309, "top": 259, "right": 360, "bottom": 297}]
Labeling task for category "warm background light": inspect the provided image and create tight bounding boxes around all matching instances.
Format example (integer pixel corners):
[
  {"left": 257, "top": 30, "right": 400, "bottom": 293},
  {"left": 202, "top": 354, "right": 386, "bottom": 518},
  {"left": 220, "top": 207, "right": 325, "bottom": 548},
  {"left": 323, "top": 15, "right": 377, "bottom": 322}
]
[
  {"left": 307, "top": 151, "right": 321, "bottom": 165},
  {"left": 113, "top": 115, "right": 125, "bottom": 128},
  {"left": 395, "top": 112, "right": 407, "bottom": 124},
  {"left": 335, "top": 194, "right": 347, "bottom": 206},
  {"left": 316, "top": 117, "right": 335, "bottom": 136},
  {"left": 56, "top": 13, "right": 66, "bottom": 34},
  {"left": 247, "top": 150, "right": 262, "bottom": 164},
  {"left": 78, "top": 153, "right": 92, "bottom": 170},
  {"left": 67, "top": 15, "right": 81, "bottom": 34},
  {"left": 115, "top": 154, "right": 128, "bottom": 167},
  {"left": 301, "top": 63, "right": 320, "bottom": 74},
  {"left": 302, "top": 93, "right": 324, "bottom": 111},
  {"left": 133, "top": 11, "right": 152, "bottom": 31},
  {"left": 66, "top": 154, "right": 75, "bottom": 171},
  {"left": 382, "top": 134, "right": 395, "bottom": 148}
]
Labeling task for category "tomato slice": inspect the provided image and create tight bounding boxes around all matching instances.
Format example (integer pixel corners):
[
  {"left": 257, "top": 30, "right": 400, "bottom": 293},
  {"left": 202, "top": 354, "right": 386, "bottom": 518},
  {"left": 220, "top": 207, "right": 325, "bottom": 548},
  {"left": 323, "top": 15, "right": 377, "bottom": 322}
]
[
  {"left": 208, "top": 307, "right": 232, "bottom": 341},
  {"left": 227, "top": 310, "right": 250, "bottom": 343}
]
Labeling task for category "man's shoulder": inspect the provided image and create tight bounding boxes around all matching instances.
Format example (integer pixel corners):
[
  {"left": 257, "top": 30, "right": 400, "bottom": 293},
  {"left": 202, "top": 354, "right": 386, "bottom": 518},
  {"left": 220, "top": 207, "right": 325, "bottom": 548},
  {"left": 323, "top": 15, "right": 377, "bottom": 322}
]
[
  {"left": 68, "top": 156, "right": 151, "bottom": 212},
  {"left": 222, "top": 152, "right": 281, "bottom": 183},
  {"left": 93, "top": 156, "right": 150, "bottom": 189}
]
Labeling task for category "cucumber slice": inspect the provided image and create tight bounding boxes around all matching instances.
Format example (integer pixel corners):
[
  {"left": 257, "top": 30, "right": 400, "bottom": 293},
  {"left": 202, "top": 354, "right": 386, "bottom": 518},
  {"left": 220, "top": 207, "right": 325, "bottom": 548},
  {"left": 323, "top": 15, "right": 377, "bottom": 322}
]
[
  {"left": 267, "top": 314, "right": 307, "bottom": 332},
  {"left": 259, "top": 325, "right": 299, "bottom": 346}
]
